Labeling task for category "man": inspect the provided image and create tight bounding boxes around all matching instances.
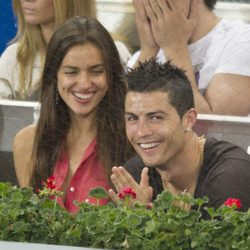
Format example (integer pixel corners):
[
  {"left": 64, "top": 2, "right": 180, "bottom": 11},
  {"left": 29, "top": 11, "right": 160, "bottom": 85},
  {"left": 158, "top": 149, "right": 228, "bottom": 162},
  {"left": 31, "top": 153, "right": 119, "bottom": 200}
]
[
  {"left": 109, "top": 59, "right": 250, "bottom": 212},
  {"left": 127, "top": 0, "right": 250, "bottom": 116}
]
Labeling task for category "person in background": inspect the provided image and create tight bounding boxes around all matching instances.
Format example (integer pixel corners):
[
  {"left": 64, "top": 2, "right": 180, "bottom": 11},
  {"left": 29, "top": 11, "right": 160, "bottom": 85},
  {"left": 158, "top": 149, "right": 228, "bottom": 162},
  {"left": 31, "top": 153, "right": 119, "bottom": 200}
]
[
  {"left": 0, "top": 1, "right": 17, "bottom": 55},
  {"left": 0, "top": 0, "right": 131, "bottom": 100},
  {"left": 13, "top": 16, "right": 133, "bottom": 213},
  {"left": 128, "top": 0, "right": 250, "bottom": 116},
  {"left": 109, "top": 59, "right": 250, "bottom": 216}
]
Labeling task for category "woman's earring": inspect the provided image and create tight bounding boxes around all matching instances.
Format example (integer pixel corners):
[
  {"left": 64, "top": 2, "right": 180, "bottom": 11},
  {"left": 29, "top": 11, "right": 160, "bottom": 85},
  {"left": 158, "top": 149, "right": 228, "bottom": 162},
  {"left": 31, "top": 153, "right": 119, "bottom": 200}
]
[{"left": 185, "top": 127, "right": 191, "bottom": 132}]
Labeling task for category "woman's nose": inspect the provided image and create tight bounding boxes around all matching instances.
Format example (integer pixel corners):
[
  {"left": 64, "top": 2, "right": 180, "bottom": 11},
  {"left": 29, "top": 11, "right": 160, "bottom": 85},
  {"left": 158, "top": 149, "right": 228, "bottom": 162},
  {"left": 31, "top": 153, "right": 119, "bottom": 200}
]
[{"left": 78, "top": 72, "right": 91, "bottom": 88}]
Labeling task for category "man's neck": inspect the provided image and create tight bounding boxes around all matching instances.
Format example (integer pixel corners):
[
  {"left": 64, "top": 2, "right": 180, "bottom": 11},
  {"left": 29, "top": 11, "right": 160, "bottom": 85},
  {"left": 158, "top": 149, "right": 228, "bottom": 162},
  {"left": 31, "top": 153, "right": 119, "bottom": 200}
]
[
  {"left": 189, "top": 6, "right": 221, "bottom": 44},
  {"left": 157, "top": 134, "right": 205, "bottom": 195}
]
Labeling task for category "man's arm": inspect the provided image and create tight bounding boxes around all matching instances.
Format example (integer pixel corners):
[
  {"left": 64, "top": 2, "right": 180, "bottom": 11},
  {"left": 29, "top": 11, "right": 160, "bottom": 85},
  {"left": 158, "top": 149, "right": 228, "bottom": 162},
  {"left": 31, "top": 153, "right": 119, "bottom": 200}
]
[
  {"left": 132, "top": 0, "right": 159, "bottom": 65},
  {"left": 205, "top": 73, "right": 250, "bottom": 116},
  {"left": 143, "top": 0, "right": 213, "bottom": 114}
]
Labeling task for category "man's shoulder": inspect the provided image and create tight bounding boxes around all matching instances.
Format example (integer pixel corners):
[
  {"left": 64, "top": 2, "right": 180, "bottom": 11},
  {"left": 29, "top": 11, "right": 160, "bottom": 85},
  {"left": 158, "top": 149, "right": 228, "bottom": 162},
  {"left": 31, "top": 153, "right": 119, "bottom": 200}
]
[
  {"left": 203, "top": 137, "right": 250, "bottom": 173},
  {"left": 197, "top": 137, "right": 250, "bottom": 211},
  {"left": 217, "top": 19, "right": 250, "bottom": 41},
  {"left": 205, "top": 137, "right": 249, "bottom": 158},
  {"left": 124, "top": 155, "right": 145, "bottom": 171},
  {"left": 123, "top": 155, "right": 145, "bottom": 183}
]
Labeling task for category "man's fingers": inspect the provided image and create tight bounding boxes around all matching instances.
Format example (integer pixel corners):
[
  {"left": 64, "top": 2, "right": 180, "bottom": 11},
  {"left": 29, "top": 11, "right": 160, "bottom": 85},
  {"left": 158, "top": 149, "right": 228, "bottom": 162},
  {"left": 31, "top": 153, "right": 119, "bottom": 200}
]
[
  {"left": 111, "top": 166, "right": 125, "bottom": 192},
  {"left": 140, "top": 167, "right": 149, "bottom": 187},
  {"left": 108, "top": 189, "right": 119, "bottom": 204},
  {"left": 110, "top": 174, "right": 122, "bottom": 192},
  {"left": 143, "top": 0, "right": 157, "bottom": 23},
  {"left": 110, "top": 167, "right": 154, "bottom": 205},
  {"left": 189, "top": 0, "right": 198, "bottom": 24},
  {"left": 148, "top": 186, "right": 154, "bottom": 200},
  {"left": 118, "top": 167, "right": 139, "bottom": 186},
  {"left": 111, "top": 166, "right": 139, "bottom": 191},
  {"left": 148, "top": 0, "right": 163, "bottom": 18},
  {"left": 158, "top": 0, "right": 171, "bottom": 13}
]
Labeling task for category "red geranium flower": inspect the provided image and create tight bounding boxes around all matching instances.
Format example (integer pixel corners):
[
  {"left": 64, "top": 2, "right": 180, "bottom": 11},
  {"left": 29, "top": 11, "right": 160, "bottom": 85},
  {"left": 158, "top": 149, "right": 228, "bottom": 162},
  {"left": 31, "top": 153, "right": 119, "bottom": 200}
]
[
  {"left": 45, "top": 176, "right": 56, "bottom": 190},
  {"left": 38, "top": 176, "right": 63, "bottom": 198},
  {"left": 224, "top": 198, "right": 242, "bottom": 209},
  {"left": 118, "top": 187, "right": 136, "bottom": 200}
]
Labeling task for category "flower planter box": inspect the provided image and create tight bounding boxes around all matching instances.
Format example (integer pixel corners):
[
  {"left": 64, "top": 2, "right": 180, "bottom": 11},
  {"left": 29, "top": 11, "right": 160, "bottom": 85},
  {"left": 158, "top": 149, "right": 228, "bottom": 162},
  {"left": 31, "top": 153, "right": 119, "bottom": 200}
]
[
  {"left": 0, "top": 183, "right": 249, "bottom": 249},
  {"left": 0, "top": 241, "right": 101, "bottom": 250}
]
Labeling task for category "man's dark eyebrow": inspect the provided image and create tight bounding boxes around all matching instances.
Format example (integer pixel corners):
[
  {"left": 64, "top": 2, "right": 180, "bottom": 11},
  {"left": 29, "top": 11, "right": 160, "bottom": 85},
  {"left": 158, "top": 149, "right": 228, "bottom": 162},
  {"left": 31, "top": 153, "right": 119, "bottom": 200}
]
[
  {"left": 146, "top": 111, "right": 166, "bottom": 116},
  {"left": 125, "top": 111, "right": 166, "bottom": 117}
]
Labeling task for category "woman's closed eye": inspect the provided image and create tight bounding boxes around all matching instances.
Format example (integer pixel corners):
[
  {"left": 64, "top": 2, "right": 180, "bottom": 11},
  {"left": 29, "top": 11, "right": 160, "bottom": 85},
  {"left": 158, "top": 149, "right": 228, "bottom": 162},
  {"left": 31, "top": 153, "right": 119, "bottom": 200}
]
[
  {"left": 91, "top": 65, "right": 105, "bottom": 76},
  {"left": 91, "top": 69, "right": 105, "bottom": 75},
  {"left": 64, "top": 70, "right": 78, "bottom": 75}
]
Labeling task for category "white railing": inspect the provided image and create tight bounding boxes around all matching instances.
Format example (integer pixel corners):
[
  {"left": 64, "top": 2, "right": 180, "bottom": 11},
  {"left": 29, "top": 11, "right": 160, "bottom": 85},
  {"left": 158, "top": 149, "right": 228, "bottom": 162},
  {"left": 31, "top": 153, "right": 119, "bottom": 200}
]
[{"left": 1, "top": 101, "right": 250, "bottom": 152}]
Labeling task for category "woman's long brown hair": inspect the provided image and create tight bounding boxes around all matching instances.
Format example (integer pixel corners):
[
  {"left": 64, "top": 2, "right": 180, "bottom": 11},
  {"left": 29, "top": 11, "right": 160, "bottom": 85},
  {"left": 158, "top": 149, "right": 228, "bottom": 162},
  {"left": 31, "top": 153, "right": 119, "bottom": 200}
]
[{"left": 31, "top": 16, "right": 134, "bottom": 190}]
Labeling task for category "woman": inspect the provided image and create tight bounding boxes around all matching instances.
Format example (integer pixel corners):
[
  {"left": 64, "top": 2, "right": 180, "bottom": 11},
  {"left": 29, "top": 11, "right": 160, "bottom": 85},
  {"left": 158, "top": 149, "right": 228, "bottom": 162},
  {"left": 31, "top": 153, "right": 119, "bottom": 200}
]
[
  {"left": 0, "top": 0, "right": 131, "bottom": 100},
  {"left": 13, "top": 16, "right": 133, "bottom": 213}
]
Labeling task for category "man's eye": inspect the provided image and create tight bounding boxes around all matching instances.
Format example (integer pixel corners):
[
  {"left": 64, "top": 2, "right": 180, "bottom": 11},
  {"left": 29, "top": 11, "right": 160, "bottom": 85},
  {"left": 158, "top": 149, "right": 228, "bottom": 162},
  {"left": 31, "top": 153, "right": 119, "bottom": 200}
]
[
  {"left": 126, "top": 116, "right": 137, "bottom": 122},
  {"left": 151, "top": 116, "right": 162, "bottom": 121}
]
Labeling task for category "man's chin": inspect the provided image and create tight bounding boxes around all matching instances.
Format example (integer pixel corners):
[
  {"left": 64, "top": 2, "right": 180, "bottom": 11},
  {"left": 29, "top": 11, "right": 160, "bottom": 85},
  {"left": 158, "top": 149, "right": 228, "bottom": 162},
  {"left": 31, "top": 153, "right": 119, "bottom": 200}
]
[{"left": 140, "top": 158, "right": 164, "bottom": 169}]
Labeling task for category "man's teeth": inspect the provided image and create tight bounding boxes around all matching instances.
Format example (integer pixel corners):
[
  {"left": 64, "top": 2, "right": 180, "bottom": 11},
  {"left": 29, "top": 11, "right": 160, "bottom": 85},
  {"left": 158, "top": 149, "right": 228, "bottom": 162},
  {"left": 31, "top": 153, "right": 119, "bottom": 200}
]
[
  {"left": 74, "top": 92, "right": 93, "bottom": 100},
  {"left": 139, "top": 143, "right": 159, "bottom": 149}
]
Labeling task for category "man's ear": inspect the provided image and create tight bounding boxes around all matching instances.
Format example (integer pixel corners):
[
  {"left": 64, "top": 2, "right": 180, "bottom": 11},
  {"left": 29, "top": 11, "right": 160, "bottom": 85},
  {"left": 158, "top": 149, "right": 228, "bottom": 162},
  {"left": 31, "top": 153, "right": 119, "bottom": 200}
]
[{"left": 182, "top": 108, "right": 197, "bottom": 131}]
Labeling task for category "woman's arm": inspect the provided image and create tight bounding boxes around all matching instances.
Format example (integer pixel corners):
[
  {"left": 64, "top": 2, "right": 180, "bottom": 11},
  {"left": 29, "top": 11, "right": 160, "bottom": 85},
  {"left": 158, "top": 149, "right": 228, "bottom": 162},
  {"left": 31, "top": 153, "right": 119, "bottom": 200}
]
[{"left": 13, "top": 124, "right": 36, "bottom": 187}]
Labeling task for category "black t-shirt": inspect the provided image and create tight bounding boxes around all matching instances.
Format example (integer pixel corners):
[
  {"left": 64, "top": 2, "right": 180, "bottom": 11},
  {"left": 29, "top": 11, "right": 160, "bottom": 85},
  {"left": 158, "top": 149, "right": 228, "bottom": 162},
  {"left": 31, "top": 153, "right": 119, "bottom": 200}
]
[{"left": 124, "top": 138, "right": 250, "bottom": 212}]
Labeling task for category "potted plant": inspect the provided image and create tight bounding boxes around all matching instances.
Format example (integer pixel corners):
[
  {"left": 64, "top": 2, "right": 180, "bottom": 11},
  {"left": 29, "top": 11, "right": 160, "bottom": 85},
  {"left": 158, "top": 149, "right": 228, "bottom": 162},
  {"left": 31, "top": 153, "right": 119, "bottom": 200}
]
[{"left": 0, "top": 182, "right": 249, "bottom": 249}]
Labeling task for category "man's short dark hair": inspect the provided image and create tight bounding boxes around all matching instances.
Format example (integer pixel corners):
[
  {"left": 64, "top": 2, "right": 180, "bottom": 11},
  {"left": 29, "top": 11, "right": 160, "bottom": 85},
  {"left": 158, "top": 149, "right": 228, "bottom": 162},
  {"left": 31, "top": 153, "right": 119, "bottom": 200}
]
[
  {"left": 204, "top": 0, "right": 217, "bottom": 10},
  {"left": 126, "top": 59, "right": 194, "bottom": 118}
]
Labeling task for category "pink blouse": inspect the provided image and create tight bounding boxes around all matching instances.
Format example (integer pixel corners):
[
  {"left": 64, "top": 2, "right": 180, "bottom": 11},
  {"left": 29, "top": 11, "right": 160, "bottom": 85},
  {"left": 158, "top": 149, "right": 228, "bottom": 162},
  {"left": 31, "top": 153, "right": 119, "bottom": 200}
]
[{"left": 53, "top": 138, "right": 110, "bottom": 213}]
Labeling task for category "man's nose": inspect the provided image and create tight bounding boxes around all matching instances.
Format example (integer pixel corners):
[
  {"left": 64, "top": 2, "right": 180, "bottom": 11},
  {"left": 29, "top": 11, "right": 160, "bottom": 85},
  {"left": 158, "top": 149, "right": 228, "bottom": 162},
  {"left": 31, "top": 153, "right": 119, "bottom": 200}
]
[{"left": 137, "top": 121, "right": 153, "bottom": 137}]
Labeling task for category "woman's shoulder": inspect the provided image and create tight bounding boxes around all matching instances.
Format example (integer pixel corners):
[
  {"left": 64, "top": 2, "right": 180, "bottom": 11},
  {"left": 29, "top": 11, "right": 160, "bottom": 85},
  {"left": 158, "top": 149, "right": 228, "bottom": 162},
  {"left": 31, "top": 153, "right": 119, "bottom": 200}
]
[
  {"left": 13, "top": 124, "right": 37, "bottom": 162},
  {"left": 0, "top": 43, "right": 19, "bottom": 59},
  {"left": 13, "top": 124, "right": 36, "bottom": 187},
  {"left": 0, "top": 43, "right": 19, "bottom": 74},
  {"left": 14, "top": 124, "right": 36, "bottom": 142}
]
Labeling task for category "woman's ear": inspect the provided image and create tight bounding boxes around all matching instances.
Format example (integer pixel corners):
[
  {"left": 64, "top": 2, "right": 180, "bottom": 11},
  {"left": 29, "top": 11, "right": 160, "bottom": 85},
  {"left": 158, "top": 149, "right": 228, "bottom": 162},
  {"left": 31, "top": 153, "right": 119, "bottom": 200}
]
[{"left": 183, "top": 108, "right": 197, "bottom": 132}]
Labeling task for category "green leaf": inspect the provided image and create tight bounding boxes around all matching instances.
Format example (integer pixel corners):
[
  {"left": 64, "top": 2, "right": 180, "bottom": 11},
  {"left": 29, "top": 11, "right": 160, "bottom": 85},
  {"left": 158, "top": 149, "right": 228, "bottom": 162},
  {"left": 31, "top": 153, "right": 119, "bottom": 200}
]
[
  {"left": 153, "top": 190, "right": 174, "bottom": 209},
  {"left": 145, "top": 219, "right": 160, "bottom": 234},
  {"left": 88, "top": 187, "right": 108, "bottom": 199},
  {"left": 205, "top": 207, "right": 217, "bottom": 218},
  {"left": 0, "top": 182, "right": 11, "bottom": 194},
  {"left": 126, "top": 214, "right": 142, "bottom": 228},
  {"left": 11, "top": 192, "right": 24, "bottom": 202}
]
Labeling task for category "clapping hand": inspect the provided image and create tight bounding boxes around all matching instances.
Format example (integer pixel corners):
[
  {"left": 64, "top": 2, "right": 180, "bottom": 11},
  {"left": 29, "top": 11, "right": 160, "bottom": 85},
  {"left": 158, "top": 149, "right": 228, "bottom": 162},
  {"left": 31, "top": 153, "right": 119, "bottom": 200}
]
[{"left": 108, "top": 166, "right": 153, "bottom": 205}]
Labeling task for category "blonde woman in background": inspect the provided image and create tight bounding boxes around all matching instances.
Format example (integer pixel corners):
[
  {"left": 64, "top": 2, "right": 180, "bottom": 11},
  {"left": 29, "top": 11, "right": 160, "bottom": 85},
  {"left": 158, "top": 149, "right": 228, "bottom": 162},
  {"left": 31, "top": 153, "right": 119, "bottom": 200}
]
[{"left": 0, "top": 0, "right": 131, "bottom": 100}]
